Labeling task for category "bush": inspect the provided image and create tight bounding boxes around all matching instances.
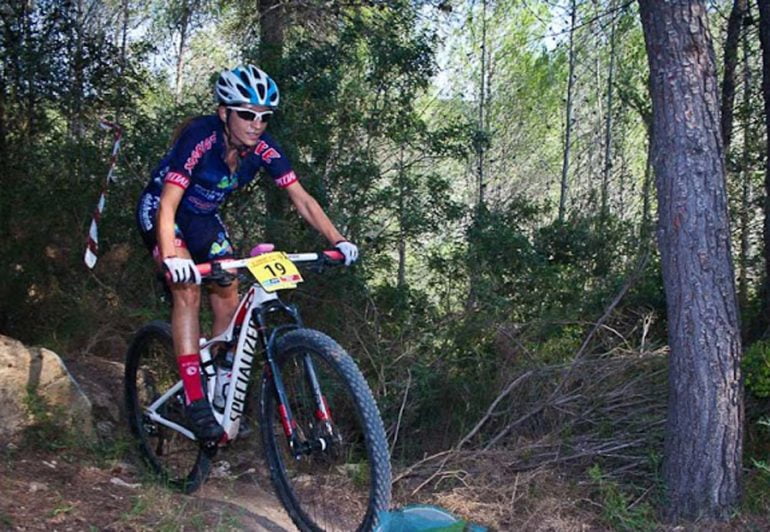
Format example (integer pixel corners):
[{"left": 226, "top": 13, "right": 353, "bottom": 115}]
[{"left": 743, "top": 340, "right": 770, "bottom": 398}]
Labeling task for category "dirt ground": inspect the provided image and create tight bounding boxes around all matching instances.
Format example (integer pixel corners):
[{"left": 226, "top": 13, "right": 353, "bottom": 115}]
[
  {"left": 4, "top": 349, "right": 770, "bottom": 532},
  {"left": 0, "top": 442, "right": 297, "bottom": 531}
]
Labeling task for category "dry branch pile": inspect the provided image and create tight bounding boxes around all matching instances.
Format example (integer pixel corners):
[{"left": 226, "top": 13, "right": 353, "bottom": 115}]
[{"left": 394, "top": 311, "right": 669, "bottom": 529}]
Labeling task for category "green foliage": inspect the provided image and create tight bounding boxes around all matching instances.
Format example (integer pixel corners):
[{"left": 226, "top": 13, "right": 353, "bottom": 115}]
[
  {"left": 743, "top": 341, "right": 770, "bottom": 398},
  {"left": 744, "top": 418, "right": 770, "bottom": 513},
  {"left": 22, "top": 386, "right": 73, "bottom": 451},
  {"left": 532, "top": 324, "right": 584, "bottom": 365},
  {"left": 588, "top": 464, "right": 657, "bottom": 531}
]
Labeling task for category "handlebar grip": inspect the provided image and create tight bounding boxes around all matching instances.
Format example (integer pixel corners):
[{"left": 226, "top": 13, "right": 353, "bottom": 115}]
[
  {"left": 197, "top": 263, "right": 212, "bottom": 277},
  {"left": 323, "top": 250, "right": 345, "bottom": 262}
]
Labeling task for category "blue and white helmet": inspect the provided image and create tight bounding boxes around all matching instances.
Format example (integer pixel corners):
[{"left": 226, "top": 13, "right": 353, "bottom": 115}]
[{"left": 215, "top": 64, "right": 279, "bottom": 108}]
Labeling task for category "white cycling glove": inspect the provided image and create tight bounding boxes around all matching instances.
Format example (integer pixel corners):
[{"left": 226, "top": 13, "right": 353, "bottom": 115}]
[
  {"left": 163, "top": 256, "right": 202, "bottom": 284},
  {"left": 335, "top": 240, "right": 359, "bottom": 266}
]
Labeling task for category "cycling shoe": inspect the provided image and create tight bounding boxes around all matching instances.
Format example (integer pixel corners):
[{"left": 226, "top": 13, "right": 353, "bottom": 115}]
[{"left": 185, "top": 398, "right": 225, "bottom": 443}]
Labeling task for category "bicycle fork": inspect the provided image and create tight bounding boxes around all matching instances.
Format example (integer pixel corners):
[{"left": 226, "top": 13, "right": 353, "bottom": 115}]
[{"left": 267, "top": 350, "right": 336, "bottom": 459}]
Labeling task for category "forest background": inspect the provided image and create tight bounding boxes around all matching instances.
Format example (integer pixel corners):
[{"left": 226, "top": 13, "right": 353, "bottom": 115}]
[{"left": 3, "top": 0, "right": 770, "bottom": 528}]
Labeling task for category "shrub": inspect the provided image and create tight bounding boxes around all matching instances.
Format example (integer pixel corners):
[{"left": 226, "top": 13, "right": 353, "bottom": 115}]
[{"left": 743, "top": 340, "right": 770, "bottom": 398}]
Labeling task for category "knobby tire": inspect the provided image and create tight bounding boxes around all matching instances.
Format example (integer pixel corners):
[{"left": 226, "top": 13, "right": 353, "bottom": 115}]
[
  {"left": 124, "top": 320, "right": 211, "bottom": 493},
  {"left": 260, "top": 329, "right": 392, "bottom": 532}
]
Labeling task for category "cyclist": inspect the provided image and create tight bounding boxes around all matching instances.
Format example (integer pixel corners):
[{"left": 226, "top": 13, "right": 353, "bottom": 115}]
[{"left": 135, "top": 64, "right": 358, "bottom": 443}]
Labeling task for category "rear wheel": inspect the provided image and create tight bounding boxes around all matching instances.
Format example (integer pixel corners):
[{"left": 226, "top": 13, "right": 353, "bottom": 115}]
[
  {"left": 260, "top": 329, "right": 391, "bottom": 531},
  {"left": 124, "top": 320, "right": 211, "bottom": 493}
]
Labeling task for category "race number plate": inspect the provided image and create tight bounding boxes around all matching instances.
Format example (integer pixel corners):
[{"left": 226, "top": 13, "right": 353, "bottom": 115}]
[{"left": 246, "top": 252, "right": 303, "bottom": 292}]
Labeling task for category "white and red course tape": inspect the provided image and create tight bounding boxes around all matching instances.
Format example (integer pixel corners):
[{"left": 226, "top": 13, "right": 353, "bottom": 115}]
[{"left": 84, "top": 119, "right": 123, "bottom": 269}]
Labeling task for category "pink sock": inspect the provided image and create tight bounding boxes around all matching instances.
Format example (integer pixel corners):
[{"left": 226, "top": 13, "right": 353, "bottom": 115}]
[{"left": 177, "top": 354, "right": 204, "bottom": 405}]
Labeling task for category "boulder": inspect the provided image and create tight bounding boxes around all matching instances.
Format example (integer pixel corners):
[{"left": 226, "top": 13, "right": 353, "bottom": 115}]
[{"left": 0, "top": 335, "right": 94, "bottom": 443}]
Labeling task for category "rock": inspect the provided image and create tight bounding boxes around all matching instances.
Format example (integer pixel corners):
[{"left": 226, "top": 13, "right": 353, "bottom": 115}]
[
  {"left": 0, "top": 335, "right": 95, "bottom": 443},
  {"left": 66, "top": 356, "right": 125, "bottom": 425},
  {"left": 28, "top": 481, "right": 48, "bottom": 492},
  {"left": 109, "top": 477, "right": 140, "bottom": 489},
  {"left": 96, "top": 420, "right": 116, "bottom": 440}
]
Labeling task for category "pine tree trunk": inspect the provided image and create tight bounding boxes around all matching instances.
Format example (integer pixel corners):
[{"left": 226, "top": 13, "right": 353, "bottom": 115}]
[
  {"left": 258, "top": 0, "right": 285, "bottom": 72},
  {"left": 477, "top": 0, "right": 487, "bottom": 207},
  {"left": 738, "top": 22, "right": 752, "bottom": 309},
  {"left": 558, "top": 0, "right": 576, "bottom": 222},
  {"left": 758, "top": 0, "right": 770, "bottom": 331},
  {"left": 639, "top": 0, "right": 743, "bottom": 521},
  {"left": 259, "top": 0, "right": 287, "bottom": 242},
  {"left": 721, "top": 0, "right": 748, "bottom": 154},
  {"left": 601, "top": 0, "right": 617, "bottom": 219},
  {"left": 174, "top": 4, "right": 192, "bottom": 104}
]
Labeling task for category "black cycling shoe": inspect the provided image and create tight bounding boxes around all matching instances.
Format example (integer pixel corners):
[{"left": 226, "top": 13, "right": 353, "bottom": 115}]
[{"left": 185, "top": 398, "right": 225, "bottom": 443}]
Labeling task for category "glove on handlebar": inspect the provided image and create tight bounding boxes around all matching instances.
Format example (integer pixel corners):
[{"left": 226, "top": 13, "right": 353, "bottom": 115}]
[
  {"left": 334, "top": 241, "right": 359, "bottom": 266},
  {"left": 163, "top": 256, "right": 202, "bottom": 284}
]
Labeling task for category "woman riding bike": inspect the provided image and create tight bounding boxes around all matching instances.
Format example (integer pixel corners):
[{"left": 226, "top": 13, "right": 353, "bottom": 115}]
[{"left": 135, "top": 64, "right": 358, "bottom": 444}]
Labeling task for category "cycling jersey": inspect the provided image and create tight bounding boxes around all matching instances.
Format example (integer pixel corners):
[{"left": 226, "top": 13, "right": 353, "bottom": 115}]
[{"left": 136, "top": 114, "right": 298, "bottom": 262}]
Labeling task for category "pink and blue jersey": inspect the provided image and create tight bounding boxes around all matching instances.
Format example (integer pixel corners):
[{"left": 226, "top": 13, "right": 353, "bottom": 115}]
[{"left": 136, "top": 115, "right": 298, "bottom": 262}]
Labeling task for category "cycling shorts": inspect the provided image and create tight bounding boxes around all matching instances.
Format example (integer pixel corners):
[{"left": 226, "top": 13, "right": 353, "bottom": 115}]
[{"left": 136, "top": 192, "right": 235, "bottom": 264}]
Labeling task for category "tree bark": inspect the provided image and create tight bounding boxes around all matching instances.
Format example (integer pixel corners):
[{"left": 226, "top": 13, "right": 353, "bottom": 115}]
[
  {"left": 258, "top": 0, "right": 287, "bottom": 242},
  {"left": 174, "top": 2, "right": 192, "bottom": 103},
  {"left": 758, "top": 0, "right": 770, "bottom": 332},
  {"left": 258, "top": 0, "right": 285, "bottom": 72},
  {"left": 558, "top": 0, "right": 577, "bottom": 223},
  {"left": 601, "top": 0, "right": 618, "bottom": 220},
  {"left": 639, "top": 0, "right": 743, "bottom": 521},
  {"left": 721, "top": 0, "right": 748, "bottom": 155},
  {"left": 738, "top": 21, "right": 752, "bottom": 309},
  {"left": 477, "top": 0, "right": 487, "bottom": 208}
]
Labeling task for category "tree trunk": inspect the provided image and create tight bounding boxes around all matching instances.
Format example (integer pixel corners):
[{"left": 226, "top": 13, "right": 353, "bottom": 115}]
[
  {"left": 258, "top": 0, "right": 285, "bottom": 72},
  {"left": 397, "top": 148, "right": 406, "bottom": 288},
  {"left": 174, "top": 3, "right": 192, "bottom": 104},
  {"left": 559, "top": 0, "right": 577, "bottom": 222},
  {"left": 758, "top": 0, "right": 770, "bottom": 332},
  {"left": 258, "top": 0, "right": 287, "bottom": 242},
  {"left": 116, "top": 0, "right": 129, "bottom": 122},
  {"left": 477, "top": 0, "right": 487, "bottom": 207},
  {"left": 601, "top": 0, "right": 617, "bottom": 220},
  {"left": 639, "top": 0, "right": 743, "bottom": 521},
  {"left": 721, "top": 0, "right": 747, "bottom": 155},
  {"left": 640, "top": 136, "right": 653, "bottom": 240},
  {"left": 738, "top": 21, "right": 752, "bottom": 309}
]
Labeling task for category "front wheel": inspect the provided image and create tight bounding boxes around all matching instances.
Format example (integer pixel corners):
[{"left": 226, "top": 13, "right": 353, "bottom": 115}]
[
  {"left": 260, "top": 329, "right": 391, "bottom": 531},
  {"left": 124, "top": 320, "right": 211, "bottom": 493}
]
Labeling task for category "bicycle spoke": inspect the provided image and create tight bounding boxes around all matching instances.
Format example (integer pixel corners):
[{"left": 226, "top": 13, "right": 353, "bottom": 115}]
[
  {"left": 125, "top": 321, "right": 211, "bottom": 493},
  {"left": 262, "top": 330, "right": 391, "bottom": 531}
]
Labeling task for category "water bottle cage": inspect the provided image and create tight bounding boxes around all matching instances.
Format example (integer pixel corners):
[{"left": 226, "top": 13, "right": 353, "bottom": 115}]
[
  {"left": 200, "top": 358, "right": 218, "bottom": 378},
  {"left": 212, "top": 343, "right": 234, "bottom": 369},
  {"left": 215, "top": 352, "right": 234, "bottom": 369}
]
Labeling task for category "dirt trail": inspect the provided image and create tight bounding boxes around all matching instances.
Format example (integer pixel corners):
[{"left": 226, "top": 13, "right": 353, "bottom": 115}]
[
  {"left": 196, "top": 476, "right": 296, "bottom": 531},
  {"left": 195, "top": 453, "right": 297, "bottom": 532},
  {"left": 0, "top": 445, "right": 300, "bottom": 531}
]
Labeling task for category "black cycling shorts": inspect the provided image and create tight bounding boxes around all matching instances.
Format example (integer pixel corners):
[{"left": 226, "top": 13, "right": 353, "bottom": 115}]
[{"left": 136, "top": 192, "right": 235, "bottom": 264}]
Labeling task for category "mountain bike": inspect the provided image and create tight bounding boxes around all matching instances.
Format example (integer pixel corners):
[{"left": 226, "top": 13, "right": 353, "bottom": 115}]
[{"left": 124, "top": 244, "right": 391, "bottom": 531}]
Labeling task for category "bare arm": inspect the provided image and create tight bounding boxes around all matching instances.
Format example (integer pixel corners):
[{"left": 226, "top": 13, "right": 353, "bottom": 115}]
[
  {"left": 157, "top": 183, "right": 186, "bottom": 258},
  {"left": 285, "top": 181, "right": 346, "bottom": 245}
]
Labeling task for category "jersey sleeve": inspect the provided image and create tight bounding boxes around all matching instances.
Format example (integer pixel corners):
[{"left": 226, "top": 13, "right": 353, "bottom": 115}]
[
  {"left": 163, "top": 118, "right": 219, "bottom": 191},
  {"left": 249, "top": 133, "right": 298, "bottom": 189}
]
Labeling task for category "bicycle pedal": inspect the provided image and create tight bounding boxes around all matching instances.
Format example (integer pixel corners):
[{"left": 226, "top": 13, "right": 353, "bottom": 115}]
[{"left": 202, "top": 440, "right": 219, "bottom": 457}]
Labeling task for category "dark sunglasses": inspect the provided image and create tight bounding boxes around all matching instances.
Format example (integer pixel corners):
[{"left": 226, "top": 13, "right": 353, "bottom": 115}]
[{"left": 228, "top": 107, "right": 273, "bottom": 123}]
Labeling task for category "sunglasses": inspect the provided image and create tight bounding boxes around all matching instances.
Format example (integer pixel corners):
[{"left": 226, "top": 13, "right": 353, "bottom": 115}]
[{"left": 228, "top": 107, "right": 273, "bottom": 123}]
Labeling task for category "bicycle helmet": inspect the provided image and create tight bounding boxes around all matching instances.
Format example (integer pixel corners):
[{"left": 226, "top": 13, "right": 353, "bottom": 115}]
[{"left": 215, "top": 64, "right": 279, "bottom": 108}]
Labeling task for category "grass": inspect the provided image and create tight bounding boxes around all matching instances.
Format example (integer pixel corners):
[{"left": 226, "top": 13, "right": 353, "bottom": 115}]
[
  {"left": 0, "top": 510, "right": 12, "bottom": 528},
  {"left": 587, "top": 464, "right": 657, "bottom": 532}
]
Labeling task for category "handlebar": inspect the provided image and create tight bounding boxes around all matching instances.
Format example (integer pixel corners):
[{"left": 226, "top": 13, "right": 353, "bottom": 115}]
[{"left": 196, "top": 249, "right": 345, "bottom": 280}]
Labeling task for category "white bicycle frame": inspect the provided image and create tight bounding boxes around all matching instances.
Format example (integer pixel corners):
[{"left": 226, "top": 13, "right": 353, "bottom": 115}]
[{"left": 143, "top": 251, "right": 324, "bottom": 442}]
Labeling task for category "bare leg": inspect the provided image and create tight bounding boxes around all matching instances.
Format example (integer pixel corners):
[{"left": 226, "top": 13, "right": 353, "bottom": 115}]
[
  {"left": 208, "top": 280, "right": 239, "bottom": 337},
  {"left": 166, "top": 245, "right": 203, "bottom": 355}
]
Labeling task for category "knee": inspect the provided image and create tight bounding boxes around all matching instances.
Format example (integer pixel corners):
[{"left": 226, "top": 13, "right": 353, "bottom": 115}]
[{"left": 172, "top": 285, "right": 202, "bottom": 309}]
